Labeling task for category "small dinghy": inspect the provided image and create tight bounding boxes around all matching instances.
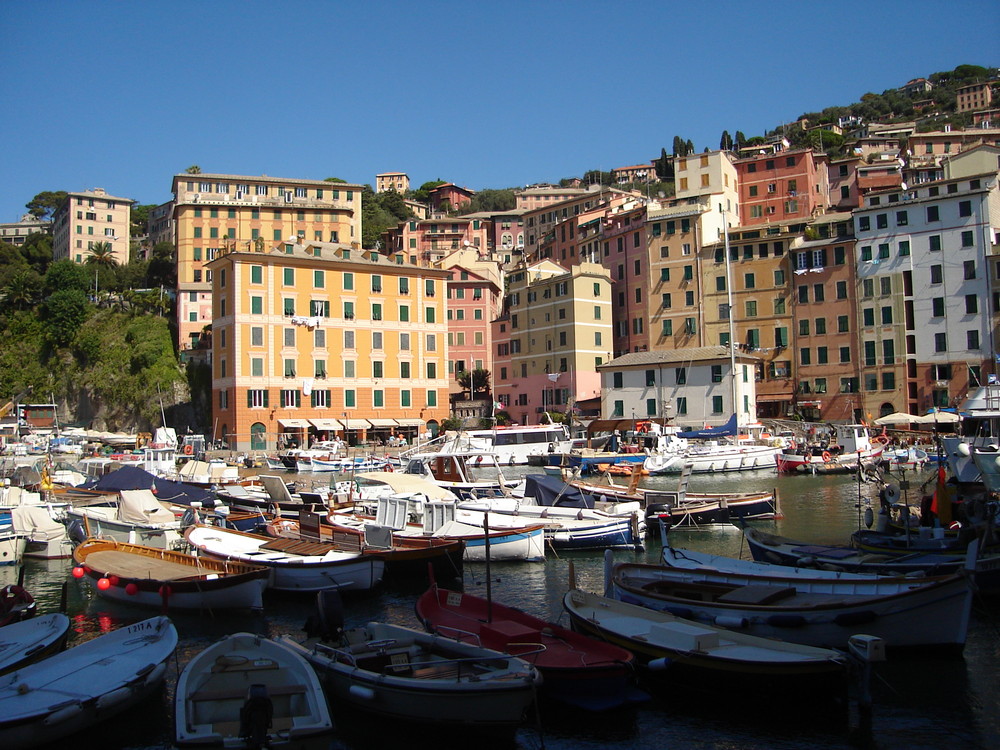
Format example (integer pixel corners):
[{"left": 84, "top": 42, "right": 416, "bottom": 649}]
[
  {"left": 0, "top": 612, "right": 70, "bottom": 675},
  {"left": 175, "top": 632, "right": 333, "bottom": 748},
  {"left": 0, "top": 616, "right": 178, "bottom": 750}
]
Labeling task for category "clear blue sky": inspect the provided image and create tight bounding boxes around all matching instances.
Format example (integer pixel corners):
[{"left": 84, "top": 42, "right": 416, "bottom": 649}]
[{"left": 1, "top": 0, "right": 997, "bottom": 220}]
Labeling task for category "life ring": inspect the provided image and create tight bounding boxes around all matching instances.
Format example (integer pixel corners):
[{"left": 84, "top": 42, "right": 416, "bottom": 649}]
[
  {"left": 821, "top": 451, "right": 833, "bottom": 463},
  {"left": 183, "top": 444, "right": 194, "bottom": 455}
]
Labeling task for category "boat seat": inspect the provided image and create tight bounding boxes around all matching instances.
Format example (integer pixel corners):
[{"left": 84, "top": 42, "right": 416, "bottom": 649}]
[
  {"left": 480, "top": 620, "right": 539, "bottom": 648},
  {"left": 715, "top": 585, "right": 797, "bottom": 605},
  {"left": 191, "top": 683, "right": 308, "bottom": 701},
  {"left": 260, "top": 538, "right": 337, "bottom": 556}
]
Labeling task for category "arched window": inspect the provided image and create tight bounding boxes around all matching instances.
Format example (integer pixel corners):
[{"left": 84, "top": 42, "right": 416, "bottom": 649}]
[{"left": 879, "top": 403, "right": 895, "bottom": 418}]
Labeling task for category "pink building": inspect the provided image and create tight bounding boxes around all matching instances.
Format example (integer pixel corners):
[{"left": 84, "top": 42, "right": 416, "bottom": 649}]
[
  {"left": 383, "top": 216, "right": 491, "bottom": 266},
  {"left": 439, "top": 251, "right": 503, "bottom": 394},
  {"left": 427, "top": 183, "right": 475, "bottom": 213},
  {"left": 736, "top": 148, "right": 830, "bottom": 226}
]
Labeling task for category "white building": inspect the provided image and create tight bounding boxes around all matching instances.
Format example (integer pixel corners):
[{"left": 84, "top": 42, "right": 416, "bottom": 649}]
[
  {"left": 853, "top": 153, "right": 999, "bottom": 414},
  {"left": 598, "top": 346, "right": 760, "bottom": 429}
]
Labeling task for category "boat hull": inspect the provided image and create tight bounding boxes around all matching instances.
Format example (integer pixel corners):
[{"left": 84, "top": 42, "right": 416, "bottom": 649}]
[{"left": 0, "top": 617, "right": 177, "bottom": 750}]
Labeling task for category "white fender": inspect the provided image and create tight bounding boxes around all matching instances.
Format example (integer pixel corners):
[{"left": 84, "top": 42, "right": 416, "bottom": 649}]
[
  {"left": 96, "top": 686, "right": 133, "bottom": 711},
  {"left": 43, "top": 702, "right": 83, "bottom": 725}
]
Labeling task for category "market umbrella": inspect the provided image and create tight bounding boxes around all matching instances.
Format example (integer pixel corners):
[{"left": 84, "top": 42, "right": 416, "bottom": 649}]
[
  {"left": 914, "top": 411, "right": 960, "bottom": 424},
  {"left": 873, "top": 412, "right": 919, "bottom": 425}
]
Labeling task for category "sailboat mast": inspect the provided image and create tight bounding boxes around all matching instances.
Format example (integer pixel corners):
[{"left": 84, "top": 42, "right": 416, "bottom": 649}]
[{"left": 722, "top": 211, "right": 739, "bottom": 425}]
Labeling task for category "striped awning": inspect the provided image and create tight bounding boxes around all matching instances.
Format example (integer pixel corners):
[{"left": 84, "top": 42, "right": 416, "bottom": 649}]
[
  {"left": 341, "top": 419, "right": 368, "bottom": 430},
  {"left": 367, "top": 419, "right": 399, "bottom": 428},
  {"left": 395, "top": 418, "right": 425, "bottom": 427}
]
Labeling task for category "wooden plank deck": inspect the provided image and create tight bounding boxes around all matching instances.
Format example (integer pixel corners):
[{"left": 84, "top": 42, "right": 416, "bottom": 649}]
[{"left": 85, "top": 549, "right": 213, "bottom": 580}]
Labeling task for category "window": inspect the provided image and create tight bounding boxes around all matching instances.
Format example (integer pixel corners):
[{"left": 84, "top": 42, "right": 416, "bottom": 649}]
[
  {"left": 968, "top": 330, "right": 980, "bottom": 350},
  {"left": 881, "top": 306, "right": 893, "bottom": 325},
  {"left": 675, "top": 367, "right": 687, "bottom": 385},
  {"left": 964, "top": 260, "right": 976, "bottom": 280},
  {"left": 966, "top": 295, "right": 978, "bottom": 314},
  {"left": 774, "top": 297, "right": 786, "bottom": 315},
  {"left": 858, "top": 216, "right": 871, "bottom": 232},
  {"left": 711, "top": 365, "right": 723, "bottom": 383},
  {"left": 863, "top": 308, "right": 875, "bottom": 326},
  {"left": 744, "top": 273, "right": 755, "bottom": 289},
  {"left": 961, "top": 231, "right": 974, "bottom": 248},
  {"left": 882, "top": 339, "right": 894, "bottom": 364},
  {"left": 774, "top": 327, "right": 788, "bottom": 348},
  {"left": 934, "top": 332, "right": 947, "bottom": 352},
  {"left": 745, "top": 300, "right": 758, "bottom": 317},
  {"left": 676, "top": 397, "right": 687, "bottom": 415},
  {"left": 838, "top": 315, "right": 849, "bottom": 332},
  {"left": 281, "top": 389, "right": 300, "bottom": 408},
  {"left": 896, "top": 210, "right": 908, "bottom": 226},
  {"left": 712, "top": 395, "right": 724, "bottom": 414},
  {"left": 813, "top": 284, "right": 825, "bottom": 302},
  {"left": 250, "top": 296, "right": 263, "bottom": 315},
  {"left": 930, "top": 265, "right": 943, "bottom": 284},
  {"left": 283, "top": 328, "right": 295, "bottom": 347},
  {"left": 899, "top": 240, "right": 910, "bottom": 257},
  {"left": 839, "top": 347, "right": 851, "bottom": 363},
  {"left": 425, "top": 307, "right": 435, "bottom": 323},
  {"left": 932, "top": 298, "right": 945, "bottom": 317},
  {"left": 774, "top": 269, "right": 785, "bottom": 285},
  {"left": 247, "top": 389, "right": 268, "bottom": 408},
  {"left": 876, "top": 214, "right": 888, "bottom": 229},
  {"left": 799, "top": 319, "right": 810, "bottom": 337},
  {"left": 800, "top": 348, "right": 811, "bottom": 365},
  {"left": 817, "top": 346, "right": 828, "bottom": 364},
  {"left": 798, "top": 286, "right": 808, "bottom": 304},
  {"left": 959, "top": 200, "right": 972, "bottom": 217},
  {"left": 926, "top": 205, "right": 940, "bottom": 222},
  {"left": 662, "top": 320, "right": 673, "bottom": 336},
  {"left": 250, "top": 266, "right": 262, "bottom": 284}
]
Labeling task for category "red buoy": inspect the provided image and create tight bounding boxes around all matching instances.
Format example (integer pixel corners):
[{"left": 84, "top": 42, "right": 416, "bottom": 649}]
[
  {"left": 72, "top": 567, "right": 85, "bottom": 578},
  {"left": 124, "top": 583, "right": 139, "bottom": 596},
  {"left": 96, "top": 578, "right": 111, "bottom": 590}
]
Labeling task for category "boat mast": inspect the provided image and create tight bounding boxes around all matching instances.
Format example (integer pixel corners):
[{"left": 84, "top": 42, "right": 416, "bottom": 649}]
[{"left": 722, "top": 210, "right": 739, "bottom": 426}]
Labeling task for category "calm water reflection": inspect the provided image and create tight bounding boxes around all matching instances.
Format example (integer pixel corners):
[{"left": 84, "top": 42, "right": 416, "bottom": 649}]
[{"left": 12, "top": 464, "right": 999, "bottom": 750}]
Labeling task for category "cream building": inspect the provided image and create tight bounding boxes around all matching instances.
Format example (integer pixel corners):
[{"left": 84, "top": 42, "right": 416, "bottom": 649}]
[
  {"left": 52, "top": 188, "right": 133, "bottom": 265},
  {"left": 376, "top": 172, "right": 410, "bottom": 193}
]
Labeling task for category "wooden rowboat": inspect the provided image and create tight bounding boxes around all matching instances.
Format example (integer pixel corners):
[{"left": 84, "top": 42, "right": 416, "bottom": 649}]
[
  {"left": 175, "top": 632, "right": 333, "bottom": 747},
  {"left": 73, "top": 538, "right": 269, "bottom": 611},
  {"left": 0, "top": 613, "right": 70, "bottom": 675}
]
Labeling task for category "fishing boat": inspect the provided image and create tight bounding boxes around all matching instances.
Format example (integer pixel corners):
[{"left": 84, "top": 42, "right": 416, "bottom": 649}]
[
  {"left": 609, "top": 556, "right": 974, "bottom": 652},
  {"left": 460, "top": 473, "right": 645, "bottom": 551},
  {"left": 175, "top": 632, "right": 333, "bottom": 748},
  {"left": 9, "top": 505, "right": 73, "bottom": 559},
  {"left": 63, "top": 488, "right": 185, "bottom": 549},
  {"left": 775, "top": 424, "right": 887, "bottom": 474},
  {"left": 434, "top": 423, "right": 574, "bottom": 466},
  {"left": 278, "top": 594, "right": 541, "bottom": 731},
  {"left": 563, "top": 589, "right": 846, "bottom": 693},
  {"left": 0, "top": 616, "right": 178, "bottom": 750},
  {"left": 741, "top": 525, "right": 1000, "bottom": 591},
  {"left": 416, "top": 582, "right": 645, "bottom": 711},
  {"left": 0, "top": 509, "right": 27, "bottom": 566},
  {"left": 264, "top": 506, "right": 466, "bottom": 580},
  {"left": 72, "top": 538, "right": 270, "bottom": 611},
  {"left": 641, "top": 416, "right": 779, "bottom": 475},
  {"left": 399, "top": 450, "right": 521, "bottom": 500},
  {"left": 0, "top": 613, "right": 70, "bottom": 675},
  {"left": 184, "top": 524, "right": 385, "bottom": 593}
]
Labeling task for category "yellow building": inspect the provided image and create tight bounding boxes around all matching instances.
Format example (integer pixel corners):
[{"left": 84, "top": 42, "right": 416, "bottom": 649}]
[
  {"left": 206, "top": 240, "right": 450, "bottom": 451},
  {"left": 171, "top": 173, "right": 362, "bottom": 351}
]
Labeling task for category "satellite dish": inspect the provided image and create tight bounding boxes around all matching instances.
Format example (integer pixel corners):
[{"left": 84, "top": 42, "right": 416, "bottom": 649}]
[
  {"left": 900, "top": 182, "right": 908, "bottom": 191},
  {"left": 286, "top": 235, "right": 298, "bottom": 242}
]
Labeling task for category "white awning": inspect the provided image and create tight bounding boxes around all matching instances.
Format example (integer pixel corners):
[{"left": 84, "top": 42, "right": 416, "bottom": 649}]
[
  {"left": 342, "top": 419, "right": 368, "bottom": 430},
  {"left": 367, "top": 419, "right": 399, "bottom": 428},
  {"left": 396, "top": 418, "right": 425, "bottom": 427},
  {"left": 277, "top": 418, "right": 311, "bottom": 428},
  {"left": 309, "top": 418, "right": 343, "bottom": 430}
]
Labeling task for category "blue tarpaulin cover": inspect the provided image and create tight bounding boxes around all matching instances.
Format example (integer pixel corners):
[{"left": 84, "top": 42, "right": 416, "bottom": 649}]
[{"left": 83, "top": 465, "right": 216, "bottom": 508}]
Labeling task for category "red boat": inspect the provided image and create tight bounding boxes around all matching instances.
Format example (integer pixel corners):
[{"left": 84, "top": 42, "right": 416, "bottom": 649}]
[{"left": 416, "top": 581, "right": 646, "bottom": 711}]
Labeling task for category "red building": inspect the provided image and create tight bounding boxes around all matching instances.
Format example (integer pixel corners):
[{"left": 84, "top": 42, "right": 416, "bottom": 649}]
[
  {"left": 427, "top": 183, "right": 475, "bottom": 213},
  {"left": 736, "top": 148, "right": 830, "bottom": 226}
]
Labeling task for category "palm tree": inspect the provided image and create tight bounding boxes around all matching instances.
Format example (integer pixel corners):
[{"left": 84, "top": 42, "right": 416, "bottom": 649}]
[
  {"left": 86, "top": 242, "right": 118, "bottom": 268},
  {"left": 2, "top": 269, "right": 42, "bottom": 310}
]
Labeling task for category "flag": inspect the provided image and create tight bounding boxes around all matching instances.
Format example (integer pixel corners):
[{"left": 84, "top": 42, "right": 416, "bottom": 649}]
[
  {"left": 494, "top": 401, "right": 503, "bottom": 410},
  {"left": 547, "top": 373, "right": 560, "bottom": 382}
]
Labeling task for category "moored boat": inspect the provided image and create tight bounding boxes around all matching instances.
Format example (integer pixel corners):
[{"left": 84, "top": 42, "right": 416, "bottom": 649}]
[
  {"left": 185, "top": 524, "right": 385, "bottom": 593},
  {"left": 73, "top": 538, "right": 269, "bottom": 611},
  {"left": 0, "top": 612, "right": 70, "bottom": 675},
  {"left": 0, "top": 616, "right": 178, "bottom": 750},
  {"left": 416, "top": 582, "right": 645, "bottom": 711},
  {"left": 175, "top": 632, "right": 333, "bottom": 748},
  {"left": 279, "top": 611, "right": 541, "bottom": 731},
  {"left": 563, "top": 588, "right": 847, "bottom": 693},
  {"left": 609, "top": 556, "right": 974, "bottom": 652}
]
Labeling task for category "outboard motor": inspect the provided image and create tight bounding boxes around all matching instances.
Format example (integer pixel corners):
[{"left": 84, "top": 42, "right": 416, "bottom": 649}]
[
  {"left": 304, "top": 589, "right": 344, "bottom": 642},
  {"left": 67, "top": 519, "right": 88, "bottom": 544},
  {"left": 239, "top": 683, "right": 273, "bottom": 750}
]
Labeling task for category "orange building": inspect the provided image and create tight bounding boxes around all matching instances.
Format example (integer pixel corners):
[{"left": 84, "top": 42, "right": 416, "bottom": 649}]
[
  {"left": 207, "top": 240, "right": 450, "bottom": 451},
  {"left": 735, "top": 148, "right": 830, "bottom": 226}
]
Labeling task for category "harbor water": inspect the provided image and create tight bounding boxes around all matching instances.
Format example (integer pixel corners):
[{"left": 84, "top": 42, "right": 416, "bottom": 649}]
[{"left": 7, "top": 465, "right": 1000, "bottom": 749}]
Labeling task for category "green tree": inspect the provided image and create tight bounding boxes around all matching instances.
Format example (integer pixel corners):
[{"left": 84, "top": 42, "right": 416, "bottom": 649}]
[
  {"left": 1, "top": 268, "right": 43, "bottom": 311},
  {"left": 42, "top": 288, "right": 91, "bottom": 345},
  {"left": 720, "top": 130, "right": 733, "bottom": 150},
  {"left": 146, "top": 242, "right": 176, "bottom": 289},
  {"left": 19, "top": 232, "right": 53, "bottom": 274},
  {"left": 456, "top": 368, "right": 491, "bottom": 397},
  {"left": 25, "top": 190, "right": 67, "bottom": 221},
  {"left": 460, "top": 189, "right": 516, "bottom": 214},
  {"left": 185, "top": 165, "right": 202, "bottom": 174},
  {"left": 735, "top": 131, "right": 747, "bottom": 150},
  {"left": 324, "top": 177, "right": 348, "bottom": 183},
  {"left": 130, "top": 204, "right": 156, "bottom": 237},
  {"left": 43, "top": 260, "right": 91, "bottom": 295},
  {"left": 411, "top": 180, "right": 446, "bottom": 204}
]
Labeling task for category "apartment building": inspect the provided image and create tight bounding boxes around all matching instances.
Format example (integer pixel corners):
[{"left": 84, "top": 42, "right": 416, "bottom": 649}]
[
  {"left": 520, "top": 186, "right": 631, "bottom": 260},
  {"left": 956, "top": 82, "right": 994, "bottom": 113},
  {"left": 853, "top": 161, "right": 998, "bottom": 417},
  {"left": 438, "top": 249, "right": 503, "bottom": 386},
  {"left": 206, "top": 240, "right": 450, "bottom": 451},
  {"left": 426, "top": 183, "right": 474, "bottom": 213},
  {"left": 171, "top": 173, "right": 362, "bottom": 351},
  {"left": 674, "top": 150, "right": 740, "bottom": 220},
  {"left": 789, "top": 213, "right": 860, "bottom": 422},
  {"left": 514, "top": 185, "right": 590, "bottom": 212},
  {"left": 828, "top": 156, "right": 862, "bottom": 210},
  {"left": 51, "top": 188, "right": 133, "bottom": 265},
  {"left": 700, "top": 225, "right": 804, "bottom": 419},
  {"left": 601, "top": 201, "right": 650, "bottom": 356},
  {"left": 0, "top": 214, "right": 49, "bottom": 248},
  {"left": 494, "top": 260, "right": 612, "bottom": 425},
  {"left": 611, "top": 164, "right": 655, "bottom": 184},
  {"left": 735, "top": 148, "right": 830, "bottom": 227},
  {"left": 905, "top": 128, "right": 1000, "bottom": 186},
  {"left": 599, "top": 347, "right": 760, "bottom": 428},
  {"left": 383, "top": 216, "right": 492, "bottom": 266},
  {"left": 376, "top": 172, "right": 410, "bottom": 193}
]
